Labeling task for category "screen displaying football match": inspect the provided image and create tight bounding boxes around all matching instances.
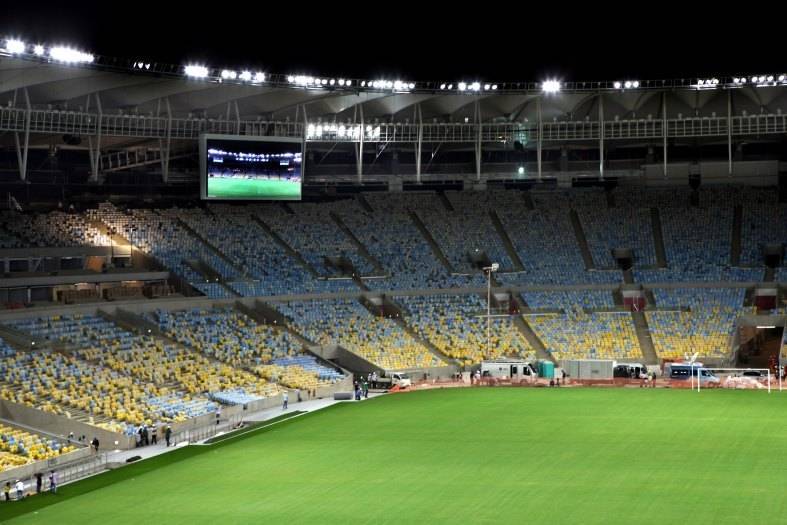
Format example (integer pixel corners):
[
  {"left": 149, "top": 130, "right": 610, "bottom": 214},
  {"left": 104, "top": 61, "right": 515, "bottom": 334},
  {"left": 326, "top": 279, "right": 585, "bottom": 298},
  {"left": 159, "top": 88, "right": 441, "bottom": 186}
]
[{"left": 200, "top": 135, "right": 303, "bottom": 200}]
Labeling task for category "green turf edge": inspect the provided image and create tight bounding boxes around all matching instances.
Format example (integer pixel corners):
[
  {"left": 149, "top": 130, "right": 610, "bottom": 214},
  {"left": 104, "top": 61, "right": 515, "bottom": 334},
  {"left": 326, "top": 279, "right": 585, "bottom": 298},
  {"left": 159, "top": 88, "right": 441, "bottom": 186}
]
[
  {"left": 202, "top": 411, "right": 304, "bottom": 444},
  {"left": 0, "top": 406, "right": 337, "bottom": 521}
]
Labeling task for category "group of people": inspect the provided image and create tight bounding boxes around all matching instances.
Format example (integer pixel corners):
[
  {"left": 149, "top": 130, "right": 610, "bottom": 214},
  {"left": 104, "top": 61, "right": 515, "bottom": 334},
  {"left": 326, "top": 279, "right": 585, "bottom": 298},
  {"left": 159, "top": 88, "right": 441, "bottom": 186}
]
[
  {"left": 354, "top": 377, "right": 369, "bottom": 400},
  {"left": 135, "top": 424, "right": 172, "bottom": 448},
  {"left": 3, "top": 470, "right": 58, "bottom": 502}
]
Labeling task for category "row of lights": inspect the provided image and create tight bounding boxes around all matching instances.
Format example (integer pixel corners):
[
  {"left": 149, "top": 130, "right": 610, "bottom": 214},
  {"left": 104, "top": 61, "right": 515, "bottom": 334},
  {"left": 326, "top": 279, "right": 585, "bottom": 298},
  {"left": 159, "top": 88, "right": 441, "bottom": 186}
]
[
  {"left": 306, "top": 123, "right": 381, "bottom": 139},
  {"left": 9, "top": 38, "right": 787, "bottom": 96},
  {"left": 613, "top": 80, "right": 640, "bottom": 89},
  {"left": 3, "top": 38, "right": 93, "bottom": 63}
]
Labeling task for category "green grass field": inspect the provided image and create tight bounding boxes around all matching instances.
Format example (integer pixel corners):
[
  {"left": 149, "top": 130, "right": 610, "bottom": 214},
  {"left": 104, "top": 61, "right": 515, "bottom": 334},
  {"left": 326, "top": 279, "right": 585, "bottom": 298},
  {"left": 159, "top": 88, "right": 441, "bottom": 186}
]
[
  {"left": 207, "top": 177, "right": 301, "bottom": 199},
  {"left": 4, "top": 388, "right": 787, "bottom": 524}
]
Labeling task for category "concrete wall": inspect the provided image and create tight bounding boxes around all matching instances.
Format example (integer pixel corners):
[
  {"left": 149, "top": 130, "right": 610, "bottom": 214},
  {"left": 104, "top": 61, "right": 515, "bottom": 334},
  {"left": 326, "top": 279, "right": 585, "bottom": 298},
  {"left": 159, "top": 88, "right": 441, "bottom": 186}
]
[
  {"left": 0, "top": 400, "right": 135, "bottom": 450},
  {"left": 0, "top": 447, "right": 92, "bottom": 484}
]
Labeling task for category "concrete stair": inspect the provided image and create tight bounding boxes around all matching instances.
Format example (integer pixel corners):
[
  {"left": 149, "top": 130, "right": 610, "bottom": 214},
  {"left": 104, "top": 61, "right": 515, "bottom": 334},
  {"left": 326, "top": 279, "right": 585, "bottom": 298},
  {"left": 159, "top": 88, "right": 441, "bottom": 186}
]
[
  {"left": 489, "top": 210, "right": 525, "bottom": 271},
  {"left": 250, "top": 215, "right": 321, "bottom": 278},
  {"left": 569, "top": 209, "right": 595, "bottom": 270},
  {"left": 514, "top": 315, "right": 555, "bottom": 363},
  {"left": 173, "top": 216, "right": 247, "bottom": 279},
  {"left": 650, "top": 208, "right": 668, "bottom": 268},
  {"left": 330, "top": 212, "right": 386, "bottom": 275},
  {"left": 409, "top": 211, "right": 455, "bottom": 273},
  {"left": 631, "top": 310, "right": 659, "bottom": 365}
]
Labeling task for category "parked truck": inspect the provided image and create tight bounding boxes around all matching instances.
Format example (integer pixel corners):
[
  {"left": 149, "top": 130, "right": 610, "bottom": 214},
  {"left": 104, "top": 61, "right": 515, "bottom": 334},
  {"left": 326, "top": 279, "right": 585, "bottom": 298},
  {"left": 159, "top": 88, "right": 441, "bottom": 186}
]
[{"left": 480, "top": 359, "right": 537, "bottom": 383}]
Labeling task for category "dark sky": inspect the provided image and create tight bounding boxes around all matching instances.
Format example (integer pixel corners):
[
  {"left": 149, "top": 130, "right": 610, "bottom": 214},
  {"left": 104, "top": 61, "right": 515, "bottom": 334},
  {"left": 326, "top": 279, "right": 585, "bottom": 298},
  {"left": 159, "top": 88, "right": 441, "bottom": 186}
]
[{"left": 3, "top": 3, "right": 778, "bottom": 82}]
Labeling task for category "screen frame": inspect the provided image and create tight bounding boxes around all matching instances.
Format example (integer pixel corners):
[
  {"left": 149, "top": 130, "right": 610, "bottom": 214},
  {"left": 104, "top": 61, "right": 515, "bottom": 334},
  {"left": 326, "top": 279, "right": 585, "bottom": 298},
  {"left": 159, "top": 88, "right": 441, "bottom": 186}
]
[{"left": 199, "top": 133, "right": 305, "bottom": 201}]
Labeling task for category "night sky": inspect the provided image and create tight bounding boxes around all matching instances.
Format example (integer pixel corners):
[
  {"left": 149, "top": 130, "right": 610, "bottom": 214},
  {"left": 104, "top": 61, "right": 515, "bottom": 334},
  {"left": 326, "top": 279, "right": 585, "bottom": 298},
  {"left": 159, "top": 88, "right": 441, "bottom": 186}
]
[{"left": 3, "top": 3, "right": 779, "bottom": 83}]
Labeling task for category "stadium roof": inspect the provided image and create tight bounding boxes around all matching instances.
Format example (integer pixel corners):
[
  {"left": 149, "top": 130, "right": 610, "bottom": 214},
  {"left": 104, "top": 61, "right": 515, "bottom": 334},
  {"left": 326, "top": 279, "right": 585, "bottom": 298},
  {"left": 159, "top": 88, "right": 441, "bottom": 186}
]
[{"left": 3, "top": 48, "right": 787, "bottom": 124}]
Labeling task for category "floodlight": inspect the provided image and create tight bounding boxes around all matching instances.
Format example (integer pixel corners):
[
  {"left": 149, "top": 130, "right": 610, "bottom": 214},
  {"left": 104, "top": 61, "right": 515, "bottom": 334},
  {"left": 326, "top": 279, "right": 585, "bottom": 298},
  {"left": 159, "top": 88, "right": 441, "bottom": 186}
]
[
  {"left": 239, "top": 71, "right": 252, "bottom": 81},
  {"left": 614, "top": 81, "right": 622, "bottom": 89},
  {"left": 471, "top": 82, "right": 481, "bottom": 91},
  {"left": 345, "top": 80, "right": 352, "bottom": 86},
  {"left": 184, "top": 65, "right": 209, "bottom": 78},
  {"left": 517, "top": 166, "right": 525, "bottom": 175},
  {"left": 542, "top": 80, "right": 561, "bottom": 93},
  {"left": 50, "top": 46, "right": 94, "bottom": 63},
  {"left": 329, "top": 78, "right": 335, "bottom": 85},
  {"left": 220, "top": 69, "right": 237, "bottom": 80},
  {"left": 408, "top": 82, "right": 415, "bottom": 89},
  {"left": 624, "top": 81, "right": 632, "bottom": 88},
  {"left": 254, "top": 72, "right": 265, "bottom": 82},
  {"left": 458, "top": 82, "right": 467, "bottom": 91},
  {"left": 491, "top": 84, "right": 498, "bottom": 90},
  {"left": 338, "top": 79, "right": 345, "bottom": 86},
  {"left": 361, "top": 80, "right": 366, "bottom": 87},
  {"left": 33, "top": 44, "right": 44, "bottom": 56},
  {"left": 6, "top": 39, "right": 25, "bottom": 54},
  {"left": 632, "top": 81, "right": 640, "bottom": 88}
]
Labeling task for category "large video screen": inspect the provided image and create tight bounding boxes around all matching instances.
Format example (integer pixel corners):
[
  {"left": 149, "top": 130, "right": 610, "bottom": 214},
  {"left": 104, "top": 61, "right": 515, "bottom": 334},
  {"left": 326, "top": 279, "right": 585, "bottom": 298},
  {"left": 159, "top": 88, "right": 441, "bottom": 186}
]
[{"left": 200, "top": 135, "right": 303, "bottom": 200}]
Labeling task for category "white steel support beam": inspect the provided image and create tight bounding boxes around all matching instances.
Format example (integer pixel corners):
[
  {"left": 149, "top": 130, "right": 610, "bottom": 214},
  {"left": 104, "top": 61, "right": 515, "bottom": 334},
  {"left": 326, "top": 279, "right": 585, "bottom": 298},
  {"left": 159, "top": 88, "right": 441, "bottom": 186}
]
[
  {"left": 662, "top": 92, "right": 668, "bottom": 177},
  {"left": 86, "top": 93, "right": 103, "bottom": 182},
  {"left": 357, "top": 105, "right": 364, "bottom": 183},
  {"left": 727, "top": 90, "right": 733, "bottom": 176},
  {"left": 599, "top": 95, "right": 604, "bottom": 179},
  {"left": 415, "top": 104, "right": 423, "bottom": 184},
  {"left": 13, "top": 88, "right": 31, "bottom": 181},
  {"left": 158, "top": 97, "right": 173, "bottom": 183},
  {"left": 537, "top": 97, "right": 543, "bottom": 181},
  {"left": 474, "top": 99, "right": 482, "bottom": 181}
]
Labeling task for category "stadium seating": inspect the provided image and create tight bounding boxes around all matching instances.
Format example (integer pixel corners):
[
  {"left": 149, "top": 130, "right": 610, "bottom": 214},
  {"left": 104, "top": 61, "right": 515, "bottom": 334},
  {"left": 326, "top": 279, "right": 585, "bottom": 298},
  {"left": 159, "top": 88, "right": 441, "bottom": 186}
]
[
  {"left": 9, "top": 313, "right": 275, "bottom": 408},
  {"left": 344, "top": 193, "right": 484, "bottom": 290},
  {"left": 144, "top": 307, "right": 343, "bottom": 390},
  {"left": 740, "top": 204, "right": 787, "bottom": 265},
  {"left": 0, "top": 423, "right": 76, "bottom": 470},
  {"left": 525, "top": 310, "right": 641, "bottom": 360},
  {"left": 521, "top": 290, "right": 615, "bottom": 310},
  {"left": 396, "top": 294, "right": 533, "bottom": 366},
  {"left": 645, "top": 288, "right": 752, "bottom": 359},
  {"left": 1, "top": 211, "right": 111, "bottom": 248},
  {"left": 576, "top": 207, "right": 656, "bottom": 268},
  {"left": 276, "top": 299, "right": 442, "bottom": 370}
]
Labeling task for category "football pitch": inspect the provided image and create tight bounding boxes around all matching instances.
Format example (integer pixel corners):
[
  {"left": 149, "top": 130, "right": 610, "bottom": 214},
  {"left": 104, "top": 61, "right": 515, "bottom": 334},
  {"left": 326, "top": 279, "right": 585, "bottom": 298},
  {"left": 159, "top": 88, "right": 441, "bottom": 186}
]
[
  {"left": 4, "top": 388, "right": 787, "bottom": 524},
  {"left": 207, "top": 177, "right": 301, "bottom": 199}
]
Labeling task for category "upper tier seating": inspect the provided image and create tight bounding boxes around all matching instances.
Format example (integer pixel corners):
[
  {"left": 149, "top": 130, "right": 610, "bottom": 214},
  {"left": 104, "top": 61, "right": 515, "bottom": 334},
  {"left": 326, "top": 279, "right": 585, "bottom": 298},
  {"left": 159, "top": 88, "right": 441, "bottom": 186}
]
[
  {"left": 349, "top": 193, "right": 484, "bottom": 290},
  {"left": 576, "top": 207, "right": 656, "bottom": 268},
  {"left": 522, "top": 290, "right": 615, "bottom": 310},
  {"left": 276, "top": 299, "right": 442, "bottom": 370},
  {"left": 2, "top": 211, "right": 111, "bottom": 247},
  {"left": 396, "top": 294, "right": 533, "bottom": 366}
]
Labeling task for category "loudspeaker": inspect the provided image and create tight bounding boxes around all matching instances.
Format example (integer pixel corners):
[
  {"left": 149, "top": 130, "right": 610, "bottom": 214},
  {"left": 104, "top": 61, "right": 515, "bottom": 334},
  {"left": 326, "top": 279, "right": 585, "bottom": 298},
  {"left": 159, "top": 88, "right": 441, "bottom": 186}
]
[{"left": 333, "top": 392, "right": 352, "bottom": 400}]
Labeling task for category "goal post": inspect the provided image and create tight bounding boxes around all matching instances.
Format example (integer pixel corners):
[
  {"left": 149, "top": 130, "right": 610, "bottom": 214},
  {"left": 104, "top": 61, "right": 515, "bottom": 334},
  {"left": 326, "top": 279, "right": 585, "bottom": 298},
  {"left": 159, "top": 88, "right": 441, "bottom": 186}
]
[{"left": 697, "top": 367, "right": 773, "bottom": 393}]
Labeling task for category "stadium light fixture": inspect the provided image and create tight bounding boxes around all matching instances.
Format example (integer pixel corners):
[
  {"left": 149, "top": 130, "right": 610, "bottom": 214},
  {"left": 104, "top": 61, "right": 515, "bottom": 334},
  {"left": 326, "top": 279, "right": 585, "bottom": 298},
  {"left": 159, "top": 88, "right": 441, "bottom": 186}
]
[
  {"left": 542, "top": 80, "right": 561, "bottom": 93},
  {"left": 254, "top": 72, "right": 265, "bottom": 83},
  {"left": 470, "top": 82, "right": 481, "bottom": 91},
  {"left": 491, "top": 84, "right": 498, "bottom": 90},
  {"left": 613, "top": 81, "right": 622, "bottom": 89},
  {"left": 447, "top": 84, "right": 453, "bottom": 90},
  {"left": 220, "top": 69, "right": 237, "bottom": 80},
  {"left": 345, "top": 80, "right": 352, "bottom": 87},
  {"left": 50, "top": 46, "right": 94, "bottom": 63},
  {"left": 458, "top": 82, "right": 467, "bottom": 91},
  {"left": 517, "top": 166, "right": 525, "bottom": 175},
  {"left": 5, "top": 39, "right": 25, "bottom": 54},
  {"left": 33, "top": 44, "right": 44, "bottom": 56},
  {"left": 287, "top": 75, "right": 295, "bottom": 83},
  {"left": 184, "top": 64, "right": 209, "bottom": 78},
  {"left": 484, "top": 83, "right": 491, "bottom": 90},
  {"left": 239, "top": 70, "right": 252, "bottom": 81}
]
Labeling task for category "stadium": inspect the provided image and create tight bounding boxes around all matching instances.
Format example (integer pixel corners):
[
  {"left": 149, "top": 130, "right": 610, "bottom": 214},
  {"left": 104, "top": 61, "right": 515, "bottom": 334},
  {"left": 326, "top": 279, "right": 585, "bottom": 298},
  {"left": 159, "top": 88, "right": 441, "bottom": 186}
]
[{"left": 0, "top": 15, "right": 787, "bottom": 524}]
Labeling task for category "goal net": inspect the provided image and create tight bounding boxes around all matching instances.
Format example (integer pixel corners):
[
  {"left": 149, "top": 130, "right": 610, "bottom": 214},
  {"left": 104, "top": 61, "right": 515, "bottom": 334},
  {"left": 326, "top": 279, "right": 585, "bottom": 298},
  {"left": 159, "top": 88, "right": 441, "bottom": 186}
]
[{"left": 693, "top": 367, "right": 773, "bottom": 393}]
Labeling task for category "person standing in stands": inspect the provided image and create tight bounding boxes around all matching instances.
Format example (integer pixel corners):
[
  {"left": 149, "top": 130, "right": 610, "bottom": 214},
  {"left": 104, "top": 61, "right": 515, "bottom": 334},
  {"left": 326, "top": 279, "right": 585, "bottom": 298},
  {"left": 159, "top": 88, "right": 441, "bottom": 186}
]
[
  {"left": 165, "top": 426, "right": 172, "bottom": 447},
  {"left": 4, "top": 481, "right": 10, "bottom": 501},
  {"left": 49, "top": 470, "right": 57, "bottom": 493},
  {"left": 35, "top": 472, "right": 42, "bottom": 494},
  {"left": 282, "top": 391, "right": 289, "bottom": 410}
]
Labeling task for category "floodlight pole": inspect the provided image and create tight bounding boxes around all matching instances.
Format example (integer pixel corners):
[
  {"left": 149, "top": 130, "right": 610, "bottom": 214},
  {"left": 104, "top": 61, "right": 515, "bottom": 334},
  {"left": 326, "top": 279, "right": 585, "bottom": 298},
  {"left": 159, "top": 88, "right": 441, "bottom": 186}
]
[{"left": 483, "top": 263, "right": 498, "bottom": 357}]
